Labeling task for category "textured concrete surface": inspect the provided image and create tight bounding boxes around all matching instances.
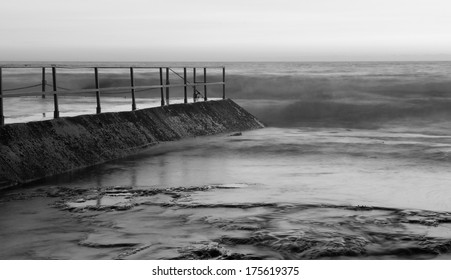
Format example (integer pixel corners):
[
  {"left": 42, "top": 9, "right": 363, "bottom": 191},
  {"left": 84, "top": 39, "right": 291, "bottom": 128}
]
[{"left": 0, "top": 99, "right": 263, "bottom": 188}]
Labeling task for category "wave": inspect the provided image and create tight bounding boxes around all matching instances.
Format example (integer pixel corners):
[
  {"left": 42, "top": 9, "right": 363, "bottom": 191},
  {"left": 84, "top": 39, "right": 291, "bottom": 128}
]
[
  {"left": 225, "top": 73, "right": 451, "bottom": 100},
  {"left": 238, "top": 98, "right": 451, "bottom": 128},
  {"left": 3, "top": 62, "right": 451, "bottom": 127}
]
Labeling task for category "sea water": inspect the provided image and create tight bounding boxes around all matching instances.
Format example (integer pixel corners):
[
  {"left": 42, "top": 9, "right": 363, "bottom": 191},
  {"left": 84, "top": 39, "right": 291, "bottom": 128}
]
[{"left": 1, "top": 61, "right": 451, "bottom": 259}]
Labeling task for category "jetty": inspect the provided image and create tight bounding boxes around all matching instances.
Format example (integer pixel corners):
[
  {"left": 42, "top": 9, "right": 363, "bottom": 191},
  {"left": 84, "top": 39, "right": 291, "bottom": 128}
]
[
  {"left": 0, "top": 64, "right": 228, "bottom": 125},
  {"left": 0, "top": 64, "right": 264, "bottom": 189}
]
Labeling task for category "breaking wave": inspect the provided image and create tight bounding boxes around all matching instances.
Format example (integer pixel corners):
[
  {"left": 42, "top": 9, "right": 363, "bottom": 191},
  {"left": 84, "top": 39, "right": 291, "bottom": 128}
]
[{"left": 3, "top": 61, "right": 451, "bottom": 128}]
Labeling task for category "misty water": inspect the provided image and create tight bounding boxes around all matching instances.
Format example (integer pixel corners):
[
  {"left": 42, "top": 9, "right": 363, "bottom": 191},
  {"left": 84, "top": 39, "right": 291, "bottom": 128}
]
[{"left": 2, "top": 62, "right": 451, "bottom": 259}]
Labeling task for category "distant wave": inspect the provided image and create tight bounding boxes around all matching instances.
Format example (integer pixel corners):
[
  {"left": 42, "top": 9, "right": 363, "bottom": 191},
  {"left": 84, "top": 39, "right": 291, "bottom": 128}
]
[
  {"left": 239, "top": 99, "right": 451, "bottom": 128},
  {"left": 221, "top": 71, "right": 451, "bottom": 128},
  {"left": 225, "top": 73, "right": 451, "bottom": 100},
  {"left": 3, "top": 62, "right": 451, "bottom": 127}
]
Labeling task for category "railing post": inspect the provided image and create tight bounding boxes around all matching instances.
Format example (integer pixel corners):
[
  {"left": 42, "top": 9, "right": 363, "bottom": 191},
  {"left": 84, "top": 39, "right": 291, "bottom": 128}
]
[
  {"left": 203, "top": 68, "right": 207, "bottom": 101},
  {"left": 183, "top": 67, "right": 187, "bottom": 104},
  {"left": 130, "top": 67, "right": 136, "bottom": 111},
  {"left": 193, "top": 67, "right": 197, "bottom": 102},
  {"left": 159, "top": 67, "right": 164, "bottom": 106},
  {"left": 41, "top": 67, "right": 46, "bottom": 99},
  {"left": 165, "top": 67, "right": 170, "bottom": 105},
  {"left": 222, "top": 67, "right": 226, "bottom": 99},
  {"left": 94, "top": 67, "right": 101, "bottom": 114},
  {"left": 0, "top": 67, "right": 4, "bottom": 126},
  {"left": 52, "top": 67, "right": 59, "bottom": 118}
]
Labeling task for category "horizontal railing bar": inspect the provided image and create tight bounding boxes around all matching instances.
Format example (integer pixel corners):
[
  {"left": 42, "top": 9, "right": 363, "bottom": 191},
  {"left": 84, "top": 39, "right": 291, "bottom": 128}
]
[
  {"left": 0, "top": 64, "right": 225, "bottom": 69},
  {"left": 0, "top": 82, "right": 225, "bottom": 98}
]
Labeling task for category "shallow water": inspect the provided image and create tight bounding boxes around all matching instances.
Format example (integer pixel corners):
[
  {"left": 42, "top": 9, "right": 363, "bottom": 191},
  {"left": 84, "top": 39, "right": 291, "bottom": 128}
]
[{"left": 2, "top": 125, "right": 451, "bottom": 259}]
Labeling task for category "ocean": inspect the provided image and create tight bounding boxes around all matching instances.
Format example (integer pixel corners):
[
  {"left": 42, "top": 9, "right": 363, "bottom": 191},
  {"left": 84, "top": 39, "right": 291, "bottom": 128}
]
[{"left": 2, "top": 61, "right": 451, "bottom": 259}]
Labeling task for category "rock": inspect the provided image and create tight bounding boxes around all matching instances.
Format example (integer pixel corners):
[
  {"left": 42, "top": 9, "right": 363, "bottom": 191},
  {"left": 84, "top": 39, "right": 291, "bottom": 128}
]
[{"left": 229, "top": 132, "right": 242, "bottom": 137}]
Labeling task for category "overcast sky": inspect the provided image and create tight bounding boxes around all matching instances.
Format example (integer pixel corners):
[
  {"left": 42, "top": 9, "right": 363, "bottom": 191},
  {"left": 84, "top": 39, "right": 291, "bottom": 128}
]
[{"left": 1, "top": 0, "right": 451, "bottom": 61}]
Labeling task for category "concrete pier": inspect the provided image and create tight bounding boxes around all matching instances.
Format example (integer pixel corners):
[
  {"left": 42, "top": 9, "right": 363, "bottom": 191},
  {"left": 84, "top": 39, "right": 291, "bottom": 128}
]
[{"left": 0, "top": 99, "right": 263, "bottom": 189}]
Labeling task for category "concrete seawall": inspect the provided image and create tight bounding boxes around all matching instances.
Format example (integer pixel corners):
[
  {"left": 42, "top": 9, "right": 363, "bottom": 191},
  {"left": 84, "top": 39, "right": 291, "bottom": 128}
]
[{"left": 0, "top": 99, "right": 264, "bottom": 188}]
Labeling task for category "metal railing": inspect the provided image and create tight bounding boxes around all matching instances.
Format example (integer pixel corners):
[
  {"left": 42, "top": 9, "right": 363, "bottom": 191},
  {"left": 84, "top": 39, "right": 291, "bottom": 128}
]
[{"left": 0, "top": 64, "right": 226, "bottom": 126}]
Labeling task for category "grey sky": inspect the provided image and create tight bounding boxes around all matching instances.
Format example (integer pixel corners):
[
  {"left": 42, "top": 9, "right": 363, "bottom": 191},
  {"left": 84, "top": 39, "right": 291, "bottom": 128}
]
[{"left": 1, "top": 0, "right": 451, "bottom": 61}]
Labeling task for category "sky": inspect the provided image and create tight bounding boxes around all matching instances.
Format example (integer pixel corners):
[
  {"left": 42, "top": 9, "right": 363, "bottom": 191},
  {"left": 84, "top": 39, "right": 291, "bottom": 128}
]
[{"left": 1, "top": 0, "right": 451, "bottom": 61}]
